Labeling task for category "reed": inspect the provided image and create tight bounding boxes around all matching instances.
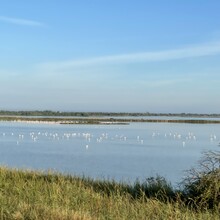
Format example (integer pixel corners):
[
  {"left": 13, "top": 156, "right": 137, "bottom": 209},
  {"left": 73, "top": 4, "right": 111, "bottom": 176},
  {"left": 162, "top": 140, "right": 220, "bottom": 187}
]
[{"left": 0, "top": 165, "right": 219, "bottom": 220}]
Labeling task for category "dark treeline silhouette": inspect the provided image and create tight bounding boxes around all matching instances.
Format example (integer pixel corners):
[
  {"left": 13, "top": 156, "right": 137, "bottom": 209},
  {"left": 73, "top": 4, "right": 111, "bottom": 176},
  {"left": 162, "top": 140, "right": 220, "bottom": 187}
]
[{"left": 0, "top": 110, "right": 220, "bottom": 118}]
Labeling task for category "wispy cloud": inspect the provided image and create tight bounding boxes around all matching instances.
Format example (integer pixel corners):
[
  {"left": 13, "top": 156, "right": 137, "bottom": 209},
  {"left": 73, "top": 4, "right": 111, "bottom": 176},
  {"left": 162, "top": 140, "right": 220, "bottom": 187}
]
[
  {"left": 0, "top": 15, "right": 45, "bottom": 27},
  {"left": 39, "top": 41, "right": 220, "bottom": 71}
]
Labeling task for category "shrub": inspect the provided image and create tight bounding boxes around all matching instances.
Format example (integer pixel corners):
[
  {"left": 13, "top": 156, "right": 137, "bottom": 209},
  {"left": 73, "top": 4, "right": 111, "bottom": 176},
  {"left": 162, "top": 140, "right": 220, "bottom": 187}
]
[{"left": 181, "top": 150, "right": 220, "bottom": 209}]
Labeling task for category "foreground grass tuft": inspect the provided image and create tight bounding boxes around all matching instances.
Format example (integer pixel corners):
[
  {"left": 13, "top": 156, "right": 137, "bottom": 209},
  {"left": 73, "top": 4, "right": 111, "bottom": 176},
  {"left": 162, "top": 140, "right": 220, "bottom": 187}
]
[
  {"left": 0, "top": 149, "right": 219, "bottom": 219},
  {"left": 0, "top": 164, "right": 219, "bottom": 219}
]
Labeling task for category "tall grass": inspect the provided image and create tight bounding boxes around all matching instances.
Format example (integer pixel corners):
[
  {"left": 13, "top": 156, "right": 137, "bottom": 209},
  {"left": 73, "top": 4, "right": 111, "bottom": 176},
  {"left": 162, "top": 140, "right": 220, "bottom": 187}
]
[{"left": 0, "top": 151, "right": 219, "bottom": 219}]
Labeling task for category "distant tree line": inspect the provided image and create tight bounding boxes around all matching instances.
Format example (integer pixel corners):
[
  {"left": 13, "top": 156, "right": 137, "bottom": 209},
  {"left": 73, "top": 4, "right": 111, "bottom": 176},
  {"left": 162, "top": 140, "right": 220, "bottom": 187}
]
[{"left": 0, "top": 110, "right": 220, "bottom": 118}]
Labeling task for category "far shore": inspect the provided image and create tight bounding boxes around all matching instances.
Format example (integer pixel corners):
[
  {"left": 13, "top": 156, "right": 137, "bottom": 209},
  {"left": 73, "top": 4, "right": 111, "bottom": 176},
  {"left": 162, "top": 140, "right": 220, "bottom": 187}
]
[{"left": 1, "top": 116, "right": 220, "bottom": 125}]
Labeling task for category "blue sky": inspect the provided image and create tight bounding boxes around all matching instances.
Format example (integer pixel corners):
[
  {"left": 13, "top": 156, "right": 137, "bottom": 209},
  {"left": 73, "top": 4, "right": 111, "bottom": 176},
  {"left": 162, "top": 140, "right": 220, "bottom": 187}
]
[{"left": 0, "top": 0, "right": 220, "bottom": 113}]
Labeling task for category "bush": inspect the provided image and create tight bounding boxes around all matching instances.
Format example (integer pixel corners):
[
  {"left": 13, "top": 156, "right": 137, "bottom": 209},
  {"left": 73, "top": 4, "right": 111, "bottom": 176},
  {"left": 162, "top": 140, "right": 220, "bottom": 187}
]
[{"left": 181, "top": 150, "right": 220, "bottom": 209}]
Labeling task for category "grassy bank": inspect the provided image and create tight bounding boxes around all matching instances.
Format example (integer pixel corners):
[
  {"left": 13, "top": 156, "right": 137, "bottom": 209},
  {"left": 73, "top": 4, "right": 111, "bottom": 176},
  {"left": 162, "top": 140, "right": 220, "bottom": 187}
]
[{"left": 0, "top": 165, "right": 219, "bottom": 219}]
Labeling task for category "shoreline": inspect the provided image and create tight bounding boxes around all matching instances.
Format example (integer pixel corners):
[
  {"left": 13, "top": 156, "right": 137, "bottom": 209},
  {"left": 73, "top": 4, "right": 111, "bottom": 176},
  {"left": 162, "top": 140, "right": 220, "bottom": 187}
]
[{"left": 1, "top": 116, "right": 220, "bottom": 125}]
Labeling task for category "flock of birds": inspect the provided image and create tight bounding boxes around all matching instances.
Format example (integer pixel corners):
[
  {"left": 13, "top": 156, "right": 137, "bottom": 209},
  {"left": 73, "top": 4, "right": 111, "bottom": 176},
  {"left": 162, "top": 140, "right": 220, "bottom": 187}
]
[{"left": 0, "top": 129, "right": 219, "bottom": 149}]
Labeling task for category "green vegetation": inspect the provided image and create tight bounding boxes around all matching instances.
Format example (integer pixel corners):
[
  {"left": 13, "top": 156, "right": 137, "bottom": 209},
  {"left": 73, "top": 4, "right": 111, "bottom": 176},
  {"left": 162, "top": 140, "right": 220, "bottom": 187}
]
[
  {"left": 0, "top": 110, "right": 220, "bottom": 118},
  {"left": 1, "top": 116, "right": 220, "bottom": 125},
  {"left": 180, "top": 151, "right": 220, "bottom": 210},
  {"left": 0, "top": 151, "right": 219, "bottom": 219},
  {"left": 1, "top": 110, "right": 220, "bottom": 125}
]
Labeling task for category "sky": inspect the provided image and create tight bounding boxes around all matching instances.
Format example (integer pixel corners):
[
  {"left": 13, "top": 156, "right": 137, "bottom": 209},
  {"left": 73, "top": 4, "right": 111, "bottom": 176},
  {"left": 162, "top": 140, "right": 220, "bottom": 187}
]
[{"left": 0, "top": 0, "right": 220, "bottom": 113}]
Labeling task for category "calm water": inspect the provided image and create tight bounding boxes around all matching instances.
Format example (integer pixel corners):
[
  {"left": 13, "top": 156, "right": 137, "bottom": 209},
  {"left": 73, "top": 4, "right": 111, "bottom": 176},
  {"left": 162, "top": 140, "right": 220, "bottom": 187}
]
[{"left": 0, "top": 121, "right": 219, "bottom": 185}]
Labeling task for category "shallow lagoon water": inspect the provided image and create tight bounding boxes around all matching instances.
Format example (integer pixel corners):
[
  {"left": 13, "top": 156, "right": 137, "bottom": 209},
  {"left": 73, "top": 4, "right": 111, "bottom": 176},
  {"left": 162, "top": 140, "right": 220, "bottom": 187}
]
[{"left": 0, "top": 121, "right": 219, "bottom": 185}]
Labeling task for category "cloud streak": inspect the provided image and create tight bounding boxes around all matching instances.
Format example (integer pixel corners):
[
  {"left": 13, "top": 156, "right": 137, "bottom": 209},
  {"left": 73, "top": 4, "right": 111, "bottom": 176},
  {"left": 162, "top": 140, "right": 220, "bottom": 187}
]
[
  {"left": 0, "top": 15, "right": 45, "bottom": 27},
  {"left": 40, "top": 41, "right": 220, "bottom": 71}
]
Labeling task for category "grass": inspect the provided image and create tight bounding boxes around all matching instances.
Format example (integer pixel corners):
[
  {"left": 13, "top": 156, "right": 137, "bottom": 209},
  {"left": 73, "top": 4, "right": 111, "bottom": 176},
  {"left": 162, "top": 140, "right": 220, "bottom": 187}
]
[{"left": 0, "top": 165, "right": 219, "bottom": 219}]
